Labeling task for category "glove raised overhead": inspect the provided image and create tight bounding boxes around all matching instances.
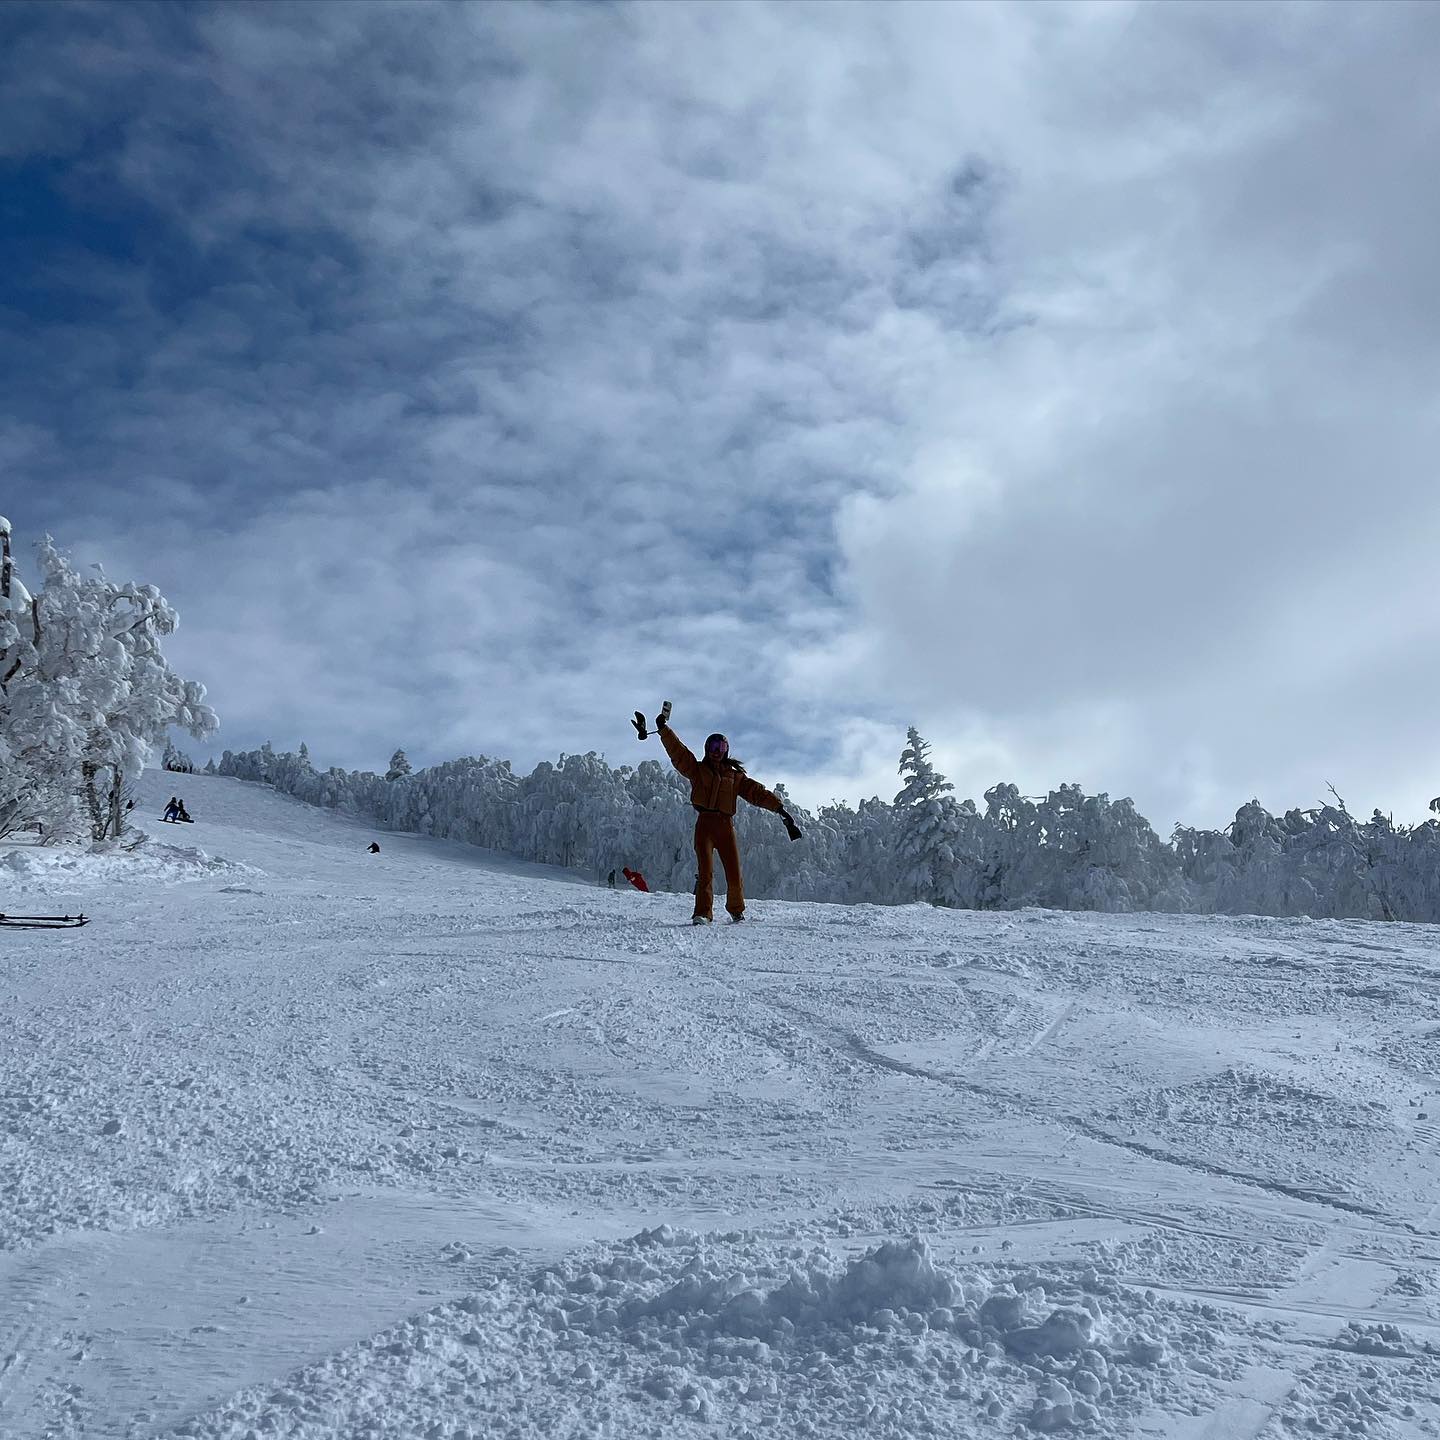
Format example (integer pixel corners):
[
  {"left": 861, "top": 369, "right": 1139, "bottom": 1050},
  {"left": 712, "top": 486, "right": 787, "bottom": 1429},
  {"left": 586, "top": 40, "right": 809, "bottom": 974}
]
[{"left": 631, "top": 701, "right": 672, "bottom": 741}]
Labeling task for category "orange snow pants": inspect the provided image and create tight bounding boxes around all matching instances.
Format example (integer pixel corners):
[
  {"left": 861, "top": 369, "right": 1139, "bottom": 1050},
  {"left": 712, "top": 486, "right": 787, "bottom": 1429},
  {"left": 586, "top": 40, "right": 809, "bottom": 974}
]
[{"left": 693, "top": 811, "right": 744, "bottom": 920}]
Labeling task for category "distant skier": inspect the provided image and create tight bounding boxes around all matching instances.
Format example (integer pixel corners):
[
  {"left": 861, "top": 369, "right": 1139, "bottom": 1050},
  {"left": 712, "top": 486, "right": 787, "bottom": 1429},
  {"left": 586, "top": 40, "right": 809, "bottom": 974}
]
[
  {"left": 607, "top": 869, "right": 617, "bottom": 888},
  {"left": 162, "top": 797, "right": 179, "bottom": 823},
  {"left": 175, "top": 800, "right": 193, "bottom": 823},
  {"left": 622, "top": 867, "right": 649, "bottom": 893},
  {"left": 649, "top": 706, "right": 801, "bottom": 925},
  {"left": 368, "top": 841, "right": 381, "bottom": 854}
]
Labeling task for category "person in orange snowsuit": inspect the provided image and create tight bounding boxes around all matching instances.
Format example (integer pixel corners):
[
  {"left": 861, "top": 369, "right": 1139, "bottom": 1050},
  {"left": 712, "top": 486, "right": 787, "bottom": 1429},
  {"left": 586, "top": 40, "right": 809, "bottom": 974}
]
[{"left": 655, "top": 712, "right": 802, "bottom": 924}]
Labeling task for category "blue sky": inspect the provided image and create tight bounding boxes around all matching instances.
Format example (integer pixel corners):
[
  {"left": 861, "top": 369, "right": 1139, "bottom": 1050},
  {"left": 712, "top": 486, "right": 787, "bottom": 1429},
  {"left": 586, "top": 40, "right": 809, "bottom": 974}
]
[{"left": 5, "top": 0, "right": 1440, "bottom": 828}]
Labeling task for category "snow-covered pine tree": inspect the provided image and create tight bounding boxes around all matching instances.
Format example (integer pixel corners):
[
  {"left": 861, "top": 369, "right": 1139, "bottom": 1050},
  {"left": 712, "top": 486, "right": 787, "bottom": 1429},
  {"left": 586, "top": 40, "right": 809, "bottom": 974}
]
[
  {"left": 386, "top": 748, "right": 412, "bottom": 782},
  {"left": 892, "top": 727, "right": 971, "bottom": 905}
]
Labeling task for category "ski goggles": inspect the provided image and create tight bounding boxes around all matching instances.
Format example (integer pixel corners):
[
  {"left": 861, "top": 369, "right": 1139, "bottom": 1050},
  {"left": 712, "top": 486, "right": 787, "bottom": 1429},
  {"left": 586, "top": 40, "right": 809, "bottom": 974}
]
[{"left": 705, "top": 734, "right": 729, "bottom": 757}]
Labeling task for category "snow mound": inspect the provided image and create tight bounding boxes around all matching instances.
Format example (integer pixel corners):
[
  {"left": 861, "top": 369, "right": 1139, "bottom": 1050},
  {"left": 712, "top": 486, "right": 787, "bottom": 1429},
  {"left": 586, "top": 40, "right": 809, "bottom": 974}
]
[
  {"left": 0, "top": 838, "right": 256, "bottom": 892},
  {"left": 181, "top": 1231, "right": 1236, "bottom": 1438},
  {"left": 1274, "top": 1325, "right": 1440, "bottom": 1436},
  {"left": 1388, "top": 1268, "right": 1440, "bottom": 1319},
  {"left": 1118, "top": 1066, "right": 1376, "bottom": 1135}
]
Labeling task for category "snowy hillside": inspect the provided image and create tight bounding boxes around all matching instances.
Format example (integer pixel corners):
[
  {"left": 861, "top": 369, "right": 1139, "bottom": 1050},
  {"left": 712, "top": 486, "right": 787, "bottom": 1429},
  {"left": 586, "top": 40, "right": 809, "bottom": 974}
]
[{"left": 3, "top": 770, "right": 1440, "bottom": 1439}]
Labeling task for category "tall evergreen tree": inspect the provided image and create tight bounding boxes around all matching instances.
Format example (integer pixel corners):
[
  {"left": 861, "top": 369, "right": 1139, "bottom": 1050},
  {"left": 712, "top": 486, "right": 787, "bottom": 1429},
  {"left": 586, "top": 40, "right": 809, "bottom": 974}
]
[{"left": 893, "top": 728, "right": 966, "bottom": 905}]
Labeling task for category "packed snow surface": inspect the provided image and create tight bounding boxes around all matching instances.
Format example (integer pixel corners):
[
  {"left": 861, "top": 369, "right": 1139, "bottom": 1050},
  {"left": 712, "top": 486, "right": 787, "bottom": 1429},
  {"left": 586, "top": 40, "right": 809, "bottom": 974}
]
[{"left": 3, "top": 773, "right": 1439, "bottom": 1439}]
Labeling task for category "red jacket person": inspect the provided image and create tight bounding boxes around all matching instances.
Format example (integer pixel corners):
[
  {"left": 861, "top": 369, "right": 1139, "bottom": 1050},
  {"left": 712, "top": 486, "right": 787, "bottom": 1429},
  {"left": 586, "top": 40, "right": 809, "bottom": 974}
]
[{"left": 656, "top": 715, "right": 800, "bottom": 923}]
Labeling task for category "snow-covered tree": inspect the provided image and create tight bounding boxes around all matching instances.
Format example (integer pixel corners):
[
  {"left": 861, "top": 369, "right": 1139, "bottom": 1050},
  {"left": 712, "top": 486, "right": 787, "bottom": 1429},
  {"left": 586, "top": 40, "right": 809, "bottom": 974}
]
[
  {"left": 0, "top": 522, "right": 218, "bottom": 842},
  {"left": 212, "top": 730, "right": 1440, "bottom": 926},
  {"left": 823, "top": 796, "right": 898, "bottom": 904},
  {"left": 0, "top": 516, "right": 58, "bottom": 837},
  {"left": 163, "top": 736, "right": 196, "bottom": 773},
  {"left": 892, "top": 728, "right": 975, "bottom": 905},
  {"left": 386, "top": 748, "right": 412, "bottom": 782}
]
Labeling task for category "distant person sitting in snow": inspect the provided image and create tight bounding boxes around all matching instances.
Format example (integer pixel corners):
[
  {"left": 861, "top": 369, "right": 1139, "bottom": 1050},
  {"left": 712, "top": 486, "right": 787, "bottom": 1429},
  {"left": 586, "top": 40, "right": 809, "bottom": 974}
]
[
  {"left": 162, "top": 797, "right": 179, "bottom": 822},
  {"left": 176, "top": 800, "right": 192, "bottom": 823},
  {"left": 649, "top": 706, "right": 801, "bottom": 925},
  {"left": 368, "top": 842, "right": 381, "bottom": 854},
  {"left": 622, "top": 866, "right": 649, "bottom": 893}
]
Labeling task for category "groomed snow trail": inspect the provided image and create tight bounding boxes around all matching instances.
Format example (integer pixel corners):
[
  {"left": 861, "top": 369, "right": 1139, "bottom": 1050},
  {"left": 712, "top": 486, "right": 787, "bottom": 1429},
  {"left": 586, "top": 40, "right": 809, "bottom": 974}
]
[{"left": 2, "top": 773, "right": 1439, "bottom": 1439}]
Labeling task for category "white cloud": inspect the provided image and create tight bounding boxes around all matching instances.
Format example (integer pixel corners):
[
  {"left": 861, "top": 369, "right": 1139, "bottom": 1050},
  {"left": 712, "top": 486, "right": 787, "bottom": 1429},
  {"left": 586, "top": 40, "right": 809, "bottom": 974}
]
[{"left": 5, "top": 1, "right": 1440, "bottom": 831}]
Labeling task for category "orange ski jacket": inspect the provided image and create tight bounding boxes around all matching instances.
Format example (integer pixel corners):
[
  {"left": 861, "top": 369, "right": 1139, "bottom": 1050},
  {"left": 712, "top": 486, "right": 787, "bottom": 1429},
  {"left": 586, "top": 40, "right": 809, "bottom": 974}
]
[{"left": 659, "top": 725, "right": 785, "bottom": 818}]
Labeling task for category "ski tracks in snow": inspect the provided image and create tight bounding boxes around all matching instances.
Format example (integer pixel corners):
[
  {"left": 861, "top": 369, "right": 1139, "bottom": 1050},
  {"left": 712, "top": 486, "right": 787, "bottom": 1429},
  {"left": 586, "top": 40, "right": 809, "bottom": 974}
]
[
  {"left": 1142, "top": 1239, "right": 1440, "bottom": 1440},
  {"left": 5, "top": 773, "right": 1440, "bottom": 1437},
  {"left": 751, "top": 925, "right": 1440, "bottom": 1438}
]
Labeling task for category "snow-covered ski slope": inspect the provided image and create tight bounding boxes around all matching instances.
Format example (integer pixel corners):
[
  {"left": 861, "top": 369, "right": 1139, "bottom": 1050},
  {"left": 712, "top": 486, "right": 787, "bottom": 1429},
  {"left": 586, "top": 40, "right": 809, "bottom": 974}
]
[{"left": 3, "top": 772, "right": 1440, "bottom": 1440}]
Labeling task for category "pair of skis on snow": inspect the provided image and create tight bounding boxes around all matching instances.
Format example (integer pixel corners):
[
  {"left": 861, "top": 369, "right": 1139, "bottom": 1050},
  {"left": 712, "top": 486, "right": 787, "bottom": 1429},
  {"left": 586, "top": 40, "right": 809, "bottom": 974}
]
[{"left": 0, "top": 912, "right": 89, "bottom": 929}]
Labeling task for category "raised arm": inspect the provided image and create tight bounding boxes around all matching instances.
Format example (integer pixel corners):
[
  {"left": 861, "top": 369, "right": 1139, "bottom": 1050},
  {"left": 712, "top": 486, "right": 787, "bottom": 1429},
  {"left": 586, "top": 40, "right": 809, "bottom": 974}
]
[
  {"left": 736, "top": 773, "right": 784, "bottom": 814},
  {"left": 659, "top": 723, "right": 699, "bottom": 781}
]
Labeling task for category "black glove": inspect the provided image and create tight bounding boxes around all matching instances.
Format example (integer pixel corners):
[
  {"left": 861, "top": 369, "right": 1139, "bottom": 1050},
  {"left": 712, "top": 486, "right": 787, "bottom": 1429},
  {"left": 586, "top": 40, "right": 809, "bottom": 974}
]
[
  {"left": 655, "top": 700, "right": 672, "bottom": 731},
  {"left": 780, "top": 809, "right": 802, "bottom": 842},
  {"left": 631, "top": 711, "right": 647, "bottom": 740}
]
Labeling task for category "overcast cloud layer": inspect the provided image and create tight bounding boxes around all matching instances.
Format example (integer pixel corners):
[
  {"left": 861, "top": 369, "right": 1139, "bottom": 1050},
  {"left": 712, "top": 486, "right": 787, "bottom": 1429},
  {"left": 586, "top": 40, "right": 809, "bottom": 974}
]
[{"left": 3, "top": 0, "right": 1439, "bottom": 829}]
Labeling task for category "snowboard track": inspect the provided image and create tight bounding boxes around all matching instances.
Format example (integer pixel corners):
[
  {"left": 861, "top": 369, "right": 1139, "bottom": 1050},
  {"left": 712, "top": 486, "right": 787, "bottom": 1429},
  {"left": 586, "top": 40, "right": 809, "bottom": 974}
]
[
  {"left": 770, "top": 999, "right": 1419, "bottom": 1233},
  {"left": 8, "top": 768, "right": 1440, "bottom": 1440}
]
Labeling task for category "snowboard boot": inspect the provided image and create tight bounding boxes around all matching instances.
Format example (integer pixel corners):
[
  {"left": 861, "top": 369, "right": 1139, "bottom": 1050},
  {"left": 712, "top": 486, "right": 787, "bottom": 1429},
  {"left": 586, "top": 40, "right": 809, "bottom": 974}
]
[{"left": 691, "top": 915, "right": 712, "bottom": 926}]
